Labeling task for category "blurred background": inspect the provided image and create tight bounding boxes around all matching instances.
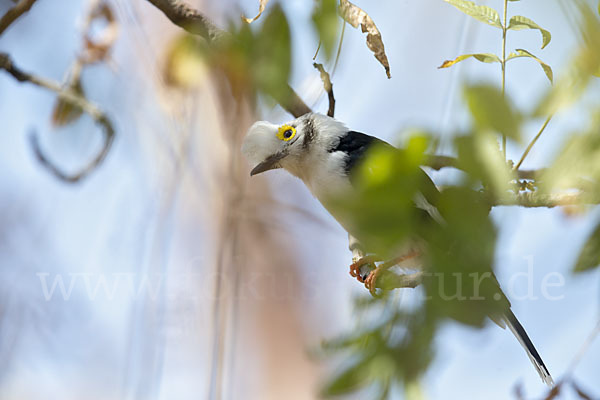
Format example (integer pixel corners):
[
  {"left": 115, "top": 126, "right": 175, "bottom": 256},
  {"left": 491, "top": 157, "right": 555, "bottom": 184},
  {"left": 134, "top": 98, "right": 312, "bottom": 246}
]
[{"left": 0, "top": 0, "right": 599, "bottom": 399}]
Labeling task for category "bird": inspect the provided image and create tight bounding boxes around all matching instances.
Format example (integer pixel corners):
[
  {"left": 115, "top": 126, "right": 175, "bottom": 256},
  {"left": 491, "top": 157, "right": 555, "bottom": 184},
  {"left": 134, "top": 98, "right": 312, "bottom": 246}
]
[{"left": 241, "top": 112, "right": 554, "bottom": 386}]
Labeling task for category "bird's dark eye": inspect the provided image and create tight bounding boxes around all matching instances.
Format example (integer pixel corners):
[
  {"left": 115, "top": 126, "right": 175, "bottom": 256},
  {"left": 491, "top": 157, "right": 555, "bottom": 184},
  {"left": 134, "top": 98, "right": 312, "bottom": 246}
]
[{"left": 283, "top": 129, "right": 293, "bottom": 139}]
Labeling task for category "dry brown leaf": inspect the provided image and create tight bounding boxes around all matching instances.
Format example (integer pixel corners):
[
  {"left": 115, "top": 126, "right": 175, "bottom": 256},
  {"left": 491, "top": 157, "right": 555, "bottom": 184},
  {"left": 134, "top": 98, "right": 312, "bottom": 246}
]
[
  {"left": 242, "top": 0, "right": 269, "bottom": 23},
  {"left": 51, "top": 77, "right": 85, "bottom": 127},
  {"left": 339, "top": 0, "right": 390, "bottom": 78}
]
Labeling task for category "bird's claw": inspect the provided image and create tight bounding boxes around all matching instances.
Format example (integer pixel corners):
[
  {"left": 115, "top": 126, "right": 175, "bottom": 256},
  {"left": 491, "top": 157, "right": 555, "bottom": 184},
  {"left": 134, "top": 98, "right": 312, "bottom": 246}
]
[
  {"left": 349, "top": 255, "right": 379, "bottom": 283},
  {"left": 364, "top": 268, "right": 382, "bottom": 295}
]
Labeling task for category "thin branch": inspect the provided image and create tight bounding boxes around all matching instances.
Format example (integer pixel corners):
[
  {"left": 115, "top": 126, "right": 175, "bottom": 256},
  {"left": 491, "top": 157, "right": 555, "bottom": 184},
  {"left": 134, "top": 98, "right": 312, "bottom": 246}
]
[
  {"left": 313, "top": 63, "right": 335, "bottom": 118},
  {"left": 0, "top": 0, "right": 37, "bottom": 35},
  {"left": 332, "top": 21, "right": 346, "bottom": 76},
  {"left": 0, "top": 52, "right": 115, "bottom": 182},
  {"left": 312, "top": 40, "right": 322, "bottom": 60},
  {"left": 145, "top": 0, "right": 311, "bottom": 118},
  {"left": 423, "top": 154, "right": 542, "bottom": 182},
  {"left": 514, "top": 114, "right": 553, "bottom": 171},
  {"left": 493, "top": 191, "right": 596, "bottom": 208}
]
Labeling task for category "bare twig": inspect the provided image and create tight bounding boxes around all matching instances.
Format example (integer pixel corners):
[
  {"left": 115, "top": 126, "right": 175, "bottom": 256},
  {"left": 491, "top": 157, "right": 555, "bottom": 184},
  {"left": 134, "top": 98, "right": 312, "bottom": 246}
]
[
  {"left": 564, "top": 318, "right": 600, "bottom": 378},
  {"left": 145, "top": 0, "right": 311, "bottom": 118},
  {"left": 0, "top": 0, "right": 37, "bottom": 35},
  {"left": 376, "top": 271, "right": 423, "bottom": 290},
  {"left": 424, "top": 154, "right": 542, "bottom": 182},
  {"left": 313, "top": 63, "right": 335, "bottom": 118},
  {"left": 514, "top": 114, "right": 553, "bottom": 171},
  {"left": 0, "top": 52, "right": 115, "bottom": 182},
  {"left": 332, "top": 22, "right": 346, "bottom": 76}
]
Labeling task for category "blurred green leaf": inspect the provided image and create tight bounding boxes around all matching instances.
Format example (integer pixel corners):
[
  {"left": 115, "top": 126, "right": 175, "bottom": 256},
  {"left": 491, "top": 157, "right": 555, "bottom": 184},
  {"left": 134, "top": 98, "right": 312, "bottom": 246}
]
[
  {"left": 312, "top": 0, "right": 339, "bottom": 60},
  {"left": 321, "top": 357, "right": 372, "bottom": 396},
  {"left": 507, "top": 48, "right": 553, "bottom": 83},
  {"left": 424, "top": 186, "right": 507, "bottom": 327},
  {"left": 535, "top": 4, "right": 600, "bottom": 115},
  {"left": 540, "top": 113, "right": 600, "bottom": 197},
  {"left": 455, "top": 133, "right": 516, "bottom": 199},
  {"left": 463, "top": 84, "right": 522, "bottom": 141},
  {"left": 443, "top": 0, "right": 502, "bottom": 28},
  {"left": 329, "top": 137, "right": 434, "bottom": 258},
  {"left": 507, "top": 15, "right": 552, "bottom": 49},
  {"left": 163, "top": 34, "right": 209, "bottom": 89},
  {"left": 253, "top": 4, "right": 292, "bottom": 101},
  {"left": 438, "top": 53, "right": 500, "bottom": 69},
  {"left": 574, "top": 222, "right": 600, "bottom": 273}
]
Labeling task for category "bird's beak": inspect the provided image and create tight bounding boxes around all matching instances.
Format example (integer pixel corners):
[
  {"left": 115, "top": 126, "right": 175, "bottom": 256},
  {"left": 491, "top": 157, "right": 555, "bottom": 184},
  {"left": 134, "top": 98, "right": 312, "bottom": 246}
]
[{"left": 250, "top": 151, "right": 287, "bottom": 176}]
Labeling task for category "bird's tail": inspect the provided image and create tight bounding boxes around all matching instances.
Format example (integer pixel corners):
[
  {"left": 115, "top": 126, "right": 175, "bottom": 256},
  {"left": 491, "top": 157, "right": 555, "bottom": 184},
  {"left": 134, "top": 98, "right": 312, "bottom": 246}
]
[{"left": 502, "top": 309, "right": 554, "bottom": 387}]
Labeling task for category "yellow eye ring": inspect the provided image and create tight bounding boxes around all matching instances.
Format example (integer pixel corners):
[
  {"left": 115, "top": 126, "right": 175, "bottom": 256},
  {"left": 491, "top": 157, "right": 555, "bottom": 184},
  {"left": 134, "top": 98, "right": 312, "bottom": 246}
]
[{"left": 277, "top": 124, "right": 296, "bottom": 141}]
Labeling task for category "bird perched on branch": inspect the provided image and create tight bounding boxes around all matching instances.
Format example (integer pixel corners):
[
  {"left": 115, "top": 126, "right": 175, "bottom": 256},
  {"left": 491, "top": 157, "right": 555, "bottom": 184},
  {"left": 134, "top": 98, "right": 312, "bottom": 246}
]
[{"left": 241, "top": 112, "right": 553, "bottom": 386}]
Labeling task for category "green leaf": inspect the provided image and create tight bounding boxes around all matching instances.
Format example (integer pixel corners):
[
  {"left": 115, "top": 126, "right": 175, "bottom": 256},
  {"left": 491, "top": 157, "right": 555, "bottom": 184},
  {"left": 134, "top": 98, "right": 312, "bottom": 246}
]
[
  {"left": 164, "top": 34, "right": 209, "bottom": 89},
  {"left": 253, "top": 4, "right": 292, "bottom": 101},
  {"left": 507, "top": 15, "right": 552, "bottom": 49},
  {"left": 443, "top": 0, "right": 502, "bottom": 28},
  {"left": 574, "top": 222, "right": 600, "bottom": 273},
  {"left": 455, "top": 133, "right": 516, "bottom": 199},
  {"left": 438, "top": 53, "right": 500, "bottom": 69},
  {"left": 540, "top": 113, "right": 600, "bottom": 203},
  {"left": 507, "top": 48, "right": 553, "bottom": 83},
  {"left": 321, "top": 358, "right": 371, "bottom": 396},
  {"left": 463, "top": 84, "right": 521, "bottom": 140},
  {"left": 311, "top": 0, "right": 339, "bottom": 59}
]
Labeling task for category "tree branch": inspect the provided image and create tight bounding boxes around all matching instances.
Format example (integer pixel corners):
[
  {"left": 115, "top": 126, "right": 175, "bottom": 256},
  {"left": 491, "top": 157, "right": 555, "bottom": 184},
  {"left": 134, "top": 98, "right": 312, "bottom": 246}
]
[
  {"left": 0, "top": 52, "right": 115, "bottom": 182},
  {"left": 494, "top": 191, "right": 596, "bottom": 208},
  {"left": 376, "top": 271, "right": 423, "bottom": 290},
  {"left": 145, "top": 0, "right": 311, "bottom": 118},
  {"left": 0, "top": 0, "right": 37, "bottom": 35}
]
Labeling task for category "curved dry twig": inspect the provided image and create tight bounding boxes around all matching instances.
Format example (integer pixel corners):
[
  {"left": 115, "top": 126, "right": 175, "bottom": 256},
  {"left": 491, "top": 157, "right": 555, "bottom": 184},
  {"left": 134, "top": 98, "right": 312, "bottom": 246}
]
[
  {"left": 29, "top": 117, "right": 114, "bottom": 183},
  {"left": 0, "top": 52, "right": 115, "bottom": 182},
  {"left": 0, "top": 0, "right": 38, "bottom": 35}
]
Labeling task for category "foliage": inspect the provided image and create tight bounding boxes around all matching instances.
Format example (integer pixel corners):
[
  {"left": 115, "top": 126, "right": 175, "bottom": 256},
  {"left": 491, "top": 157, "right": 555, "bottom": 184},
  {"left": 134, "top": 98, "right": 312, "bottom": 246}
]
[
  {"left": 317, "top": 1, "right": 600, "bottom": 398},
  {"left": 439, "top": 0, "right": 553, "bottom": 86},
  {"left": 202, "top": 1, "right": 600, "bottom": 397}
]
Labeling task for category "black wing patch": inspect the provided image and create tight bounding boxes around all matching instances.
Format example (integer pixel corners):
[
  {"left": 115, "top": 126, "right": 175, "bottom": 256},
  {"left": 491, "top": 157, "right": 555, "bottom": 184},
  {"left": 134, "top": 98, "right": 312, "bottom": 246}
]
[
  {"left": 328, "top": 130, "right": 390, "bottom": 176},
  {"left": 329, "top": 130, "right": 441, "bottom": 220}
]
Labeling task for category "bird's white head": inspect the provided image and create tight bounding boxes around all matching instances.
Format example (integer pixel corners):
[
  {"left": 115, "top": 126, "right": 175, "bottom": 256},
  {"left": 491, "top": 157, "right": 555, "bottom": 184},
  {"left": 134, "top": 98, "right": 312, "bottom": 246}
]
[{"left": 241, "top": 113, "right": 347, "bottom": 178}]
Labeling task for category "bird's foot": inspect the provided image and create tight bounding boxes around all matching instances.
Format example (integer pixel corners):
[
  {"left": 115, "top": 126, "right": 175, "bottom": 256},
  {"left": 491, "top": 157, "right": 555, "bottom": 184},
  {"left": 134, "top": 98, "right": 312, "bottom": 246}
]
[
  {"left": 363, "top": 251, "right": 420, "bottom": 296},
  {"left": 364, "top": 267, "right": 383, "bottom": 295},
  {"left": 349, "top": 255, "right": 381, "bottom": 283}
]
